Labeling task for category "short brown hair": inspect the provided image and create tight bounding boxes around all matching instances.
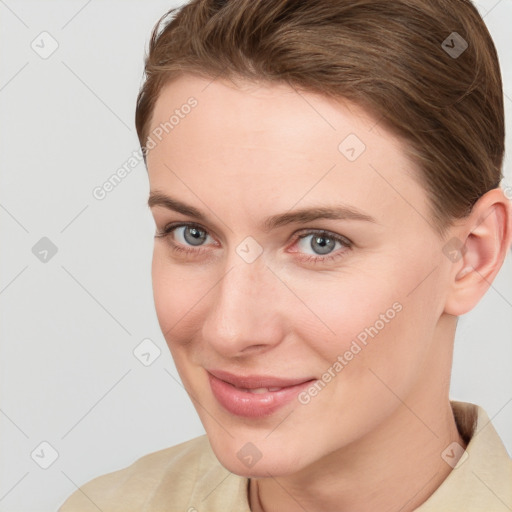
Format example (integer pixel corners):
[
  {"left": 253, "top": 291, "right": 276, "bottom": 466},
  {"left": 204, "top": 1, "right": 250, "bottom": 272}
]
[{"left": 135, "top": 0, "right": 504, "bottom": 234}]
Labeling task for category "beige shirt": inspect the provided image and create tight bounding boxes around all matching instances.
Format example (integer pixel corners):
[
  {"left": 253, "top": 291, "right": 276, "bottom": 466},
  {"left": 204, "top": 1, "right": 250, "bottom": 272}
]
[{"left": 59, "top": 401, "right": 512, "bottom": 511}]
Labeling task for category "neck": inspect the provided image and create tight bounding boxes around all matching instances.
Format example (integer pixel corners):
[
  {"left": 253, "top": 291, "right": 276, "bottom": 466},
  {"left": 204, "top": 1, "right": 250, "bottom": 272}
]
[{"left": 249, "top": 316, "right": 464, "bottom": 512}]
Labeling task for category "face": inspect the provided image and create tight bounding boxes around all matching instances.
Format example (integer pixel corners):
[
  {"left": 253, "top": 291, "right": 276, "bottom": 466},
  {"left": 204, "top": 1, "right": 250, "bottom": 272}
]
[{"left": 147, "top": 74, "right": 454, "bottom": 477}]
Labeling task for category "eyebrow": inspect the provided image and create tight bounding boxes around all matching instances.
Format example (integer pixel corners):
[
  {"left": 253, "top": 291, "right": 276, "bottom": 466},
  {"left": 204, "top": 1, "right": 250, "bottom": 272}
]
[{"left": 148, "top": 192, "right": 376, "bottom": 231}]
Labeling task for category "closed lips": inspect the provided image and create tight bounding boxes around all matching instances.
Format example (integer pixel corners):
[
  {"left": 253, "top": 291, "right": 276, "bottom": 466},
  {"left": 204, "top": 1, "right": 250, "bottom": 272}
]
[
  {"left": 207, "top": 369, "right": 315, "bottom": 389},
  {"left": 207, "top": 370, "right": 317, "bottom": 417}
]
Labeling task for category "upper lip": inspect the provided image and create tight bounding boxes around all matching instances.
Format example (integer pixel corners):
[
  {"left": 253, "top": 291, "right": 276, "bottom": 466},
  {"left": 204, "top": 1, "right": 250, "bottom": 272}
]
[{"left": 207, "top": 369, "right": 315, "bottom": 389}]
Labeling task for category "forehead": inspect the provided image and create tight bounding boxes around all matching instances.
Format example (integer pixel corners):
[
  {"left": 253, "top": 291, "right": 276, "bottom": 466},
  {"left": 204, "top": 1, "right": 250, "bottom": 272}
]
[
  {"left": 146, "top": 74, "right": 429, "bottom": 230},
  {"left": 149, "top": 74, "right": 388, "bottom": 150}
]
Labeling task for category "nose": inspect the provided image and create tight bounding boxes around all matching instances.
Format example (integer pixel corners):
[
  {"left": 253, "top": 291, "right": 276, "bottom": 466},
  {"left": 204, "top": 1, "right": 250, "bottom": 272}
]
[{"left": 200, "top": 255, "right": 287, "bottom": 358}]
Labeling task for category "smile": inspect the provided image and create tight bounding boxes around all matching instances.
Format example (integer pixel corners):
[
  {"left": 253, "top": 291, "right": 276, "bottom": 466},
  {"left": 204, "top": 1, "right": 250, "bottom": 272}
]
[{"left": 207, "top": 369, "right": 315, "bottom": 418}]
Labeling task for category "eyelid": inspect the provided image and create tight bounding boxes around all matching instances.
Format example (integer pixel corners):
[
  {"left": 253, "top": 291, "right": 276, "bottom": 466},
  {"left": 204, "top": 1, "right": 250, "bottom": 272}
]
[
  {"left": 156, "top": 221, "right": 219, "bottom": 243},
  {"left": 292, "top": 227, "right": 352, "bottom": 246}
]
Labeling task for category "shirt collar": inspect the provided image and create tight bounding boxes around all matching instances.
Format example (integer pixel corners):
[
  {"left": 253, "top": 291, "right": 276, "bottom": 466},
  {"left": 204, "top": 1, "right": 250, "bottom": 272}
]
[{"left": 415, "top": 400, "right": 512, "bottom": 511}]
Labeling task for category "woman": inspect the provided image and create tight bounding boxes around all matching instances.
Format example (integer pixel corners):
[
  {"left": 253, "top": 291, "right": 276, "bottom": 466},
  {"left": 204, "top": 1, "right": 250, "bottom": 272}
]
[{"left": 60, "top": 0, "right": 512, "bottom": 510}]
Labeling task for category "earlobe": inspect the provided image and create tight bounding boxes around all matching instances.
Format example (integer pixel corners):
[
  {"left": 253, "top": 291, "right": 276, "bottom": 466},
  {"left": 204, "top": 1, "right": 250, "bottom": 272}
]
[{"left": 444, "top": 188, "right": 512, "bottom": 316}]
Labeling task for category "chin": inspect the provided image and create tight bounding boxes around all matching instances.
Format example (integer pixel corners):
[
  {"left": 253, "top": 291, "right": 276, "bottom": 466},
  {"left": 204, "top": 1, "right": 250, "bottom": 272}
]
[
  {"left": 207, "top": 432, "right": 310, "bottom": 478},
  {"left": 217, "top": 453, "right": 303, "bottom": 479}
]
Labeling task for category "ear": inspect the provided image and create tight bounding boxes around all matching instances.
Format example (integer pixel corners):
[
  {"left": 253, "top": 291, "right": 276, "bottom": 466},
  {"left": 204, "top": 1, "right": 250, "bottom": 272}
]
[{"left": 444, "top": 187, "right": 512, "bottom": 316}]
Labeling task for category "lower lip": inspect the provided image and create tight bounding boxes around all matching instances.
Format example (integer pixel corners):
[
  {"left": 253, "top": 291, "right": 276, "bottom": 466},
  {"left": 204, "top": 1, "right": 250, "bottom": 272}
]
[{"left": 208, "top": 373, "right": 314, "bottom": 418}]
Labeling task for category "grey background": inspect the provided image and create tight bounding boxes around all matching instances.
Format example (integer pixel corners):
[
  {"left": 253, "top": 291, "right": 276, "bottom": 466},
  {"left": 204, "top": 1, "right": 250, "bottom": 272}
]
[{"left": 0, "top": 1, "right": 511, "bottom": 510}]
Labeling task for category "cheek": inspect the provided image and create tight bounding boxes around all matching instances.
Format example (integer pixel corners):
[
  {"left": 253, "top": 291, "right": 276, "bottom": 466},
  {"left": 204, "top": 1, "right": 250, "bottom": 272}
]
[
  {"left": 289, "top": 268, "right": 403, "bottom": 356},
  {"left": 294, "top": 255, "right": 441, "bottom": 385},
  {"left": 151, "top": 249, "right": 210, "bottom": 340}
]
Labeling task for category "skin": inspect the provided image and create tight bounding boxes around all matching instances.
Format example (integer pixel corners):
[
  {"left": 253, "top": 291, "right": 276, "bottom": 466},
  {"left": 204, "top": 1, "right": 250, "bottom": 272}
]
[{"left": 146, "top": 74, "right": 511, "bottom": 512}]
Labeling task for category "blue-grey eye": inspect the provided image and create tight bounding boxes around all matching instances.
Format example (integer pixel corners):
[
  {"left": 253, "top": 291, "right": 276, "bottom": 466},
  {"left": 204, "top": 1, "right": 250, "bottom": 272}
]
[
  {"left": 297, "top": 233, "right": 342, "bottom": 255},
  {"left": 177, "top": 226, "right": 209, "bottom": 246}
]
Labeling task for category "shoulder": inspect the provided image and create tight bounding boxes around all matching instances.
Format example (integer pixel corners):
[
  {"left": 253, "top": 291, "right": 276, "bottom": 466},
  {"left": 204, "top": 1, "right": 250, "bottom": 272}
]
[{"left": 58, "top": 435, "right": 244, "bottom": 512}]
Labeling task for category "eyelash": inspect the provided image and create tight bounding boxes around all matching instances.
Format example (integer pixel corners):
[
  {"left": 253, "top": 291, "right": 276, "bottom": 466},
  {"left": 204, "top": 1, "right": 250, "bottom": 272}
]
[{"left": 154, "top": 222, "right": 353, "bottom": 264}]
